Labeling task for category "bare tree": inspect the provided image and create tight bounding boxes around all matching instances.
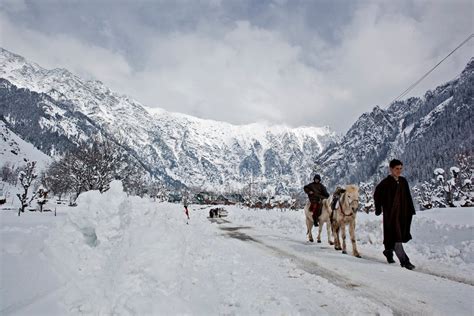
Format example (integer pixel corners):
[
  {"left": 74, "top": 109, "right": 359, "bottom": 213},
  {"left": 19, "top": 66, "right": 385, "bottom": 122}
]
[
  {"left": 1, "top": 162, "right": 19, "bottom": 185},
  {"left": 78, "top": 140, "right": 122, "bottom": 194},
  {"left": 42, "top": 137, "right": 155, "bottom": 203},
  {"left": 41, "top": 162, "right": 72, "bottom": 200},
  {"left": 148, "top": 181, "right": 168, "bottom": 202},
  {"left": 17, "top": 160, "right": 37, "bottom": 215},
  {"left": 42, "top": 139, "right": 122, "bottom": 204}
]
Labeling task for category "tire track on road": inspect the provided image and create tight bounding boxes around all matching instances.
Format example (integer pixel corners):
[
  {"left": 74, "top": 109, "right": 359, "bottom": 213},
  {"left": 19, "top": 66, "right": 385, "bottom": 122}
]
[{"left": 219, "top": 224, "right": 459, "bottom": 316}]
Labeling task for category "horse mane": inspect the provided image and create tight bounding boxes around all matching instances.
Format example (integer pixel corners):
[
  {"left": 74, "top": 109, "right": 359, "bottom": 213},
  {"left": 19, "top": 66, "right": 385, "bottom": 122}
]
[
  {"left": 344, "top": 184, "right": 359, "bottom": 194},
  {"left": 340, "top": 185, "right": 359, "bottom": 205}
]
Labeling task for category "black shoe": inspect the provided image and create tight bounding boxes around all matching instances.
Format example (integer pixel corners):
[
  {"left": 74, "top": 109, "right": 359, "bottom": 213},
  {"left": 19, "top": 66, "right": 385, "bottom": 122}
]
[
  {"left": 401, "top": 261, "right": 415, "bottom": 270},
  {"left": 383, "top": 250, "right": 395, "bottom": 264}
]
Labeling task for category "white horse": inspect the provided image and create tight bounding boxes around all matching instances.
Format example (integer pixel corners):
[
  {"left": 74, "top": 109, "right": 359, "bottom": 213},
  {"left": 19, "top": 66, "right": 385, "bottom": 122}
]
[
  {"left": 304, "top": 200, "right": 333, "bottom": 245},
  {"left": 323, "top": 185, "right": 361, "bottom": 257}
]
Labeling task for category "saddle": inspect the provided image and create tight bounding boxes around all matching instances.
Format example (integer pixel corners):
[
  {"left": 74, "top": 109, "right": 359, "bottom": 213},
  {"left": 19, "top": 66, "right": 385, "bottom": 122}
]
[{"left": 331, "top": 187, "right": 346, "bottom": 211}]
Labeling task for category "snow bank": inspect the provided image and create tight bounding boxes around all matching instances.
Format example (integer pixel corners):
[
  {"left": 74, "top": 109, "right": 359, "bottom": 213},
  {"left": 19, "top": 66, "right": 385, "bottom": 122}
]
[
  {"left": 44, "top": 183, "right": 391, "bottom": 315},
  {"left": 46, "top": 181, "right": 175, "bottom": 314}
]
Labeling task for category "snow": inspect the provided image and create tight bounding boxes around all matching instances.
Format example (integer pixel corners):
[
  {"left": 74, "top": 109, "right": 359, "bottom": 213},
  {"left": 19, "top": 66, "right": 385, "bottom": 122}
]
[
  {"left": 145, "top": 104, "right": 334, "bottom": 160},
  {"left": 419, "top": 96, "right": 453, "bottom": 127},
  {"left": 1, "top": 182, "right": 473, "bottom": 315},
  {"left": 0, "top": 121, "right": 51, "bottom": 170},
  {"left": 416, "top": 208, "right": 474, "bottom": 226},
  {"left": 450, "top": 166, "right": 460, "bottom": 174}
]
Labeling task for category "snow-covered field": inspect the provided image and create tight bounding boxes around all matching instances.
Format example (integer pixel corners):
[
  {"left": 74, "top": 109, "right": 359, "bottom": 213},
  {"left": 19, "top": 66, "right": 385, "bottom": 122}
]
[{"left": 1, "top": 181, "right": 473, "bottom": 315}]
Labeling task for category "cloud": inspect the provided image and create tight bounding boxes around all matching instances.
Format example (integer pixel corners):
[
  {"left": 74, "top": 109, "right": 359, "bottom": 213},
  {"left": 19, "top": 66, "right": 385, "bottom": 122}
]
[
  {"left": 0, "top": 0, "right": 27, "bottom": 13},
  {"left": 324, "top": 1, "right": 473, "bottom": 127},
  {"left": 0, "top": 1, "right": 472, "bottom": 132},
  {"left": 0, "top": 13, "right": 132, "bottom": 88},
  {"left": 126, "top": 21, "right": 345, "bottom": 127}
]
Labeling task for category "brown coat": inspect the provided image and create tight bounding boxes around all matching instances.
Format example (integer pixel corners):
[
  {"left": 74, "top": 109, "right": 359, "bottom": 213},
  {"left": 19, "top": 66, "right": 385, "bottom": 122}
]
[
  {"left": 304, "top": 182, "right": 329, "bottom": 203},
  {"left": 374, "top": 175, "right": 416, "bottom": 249}
]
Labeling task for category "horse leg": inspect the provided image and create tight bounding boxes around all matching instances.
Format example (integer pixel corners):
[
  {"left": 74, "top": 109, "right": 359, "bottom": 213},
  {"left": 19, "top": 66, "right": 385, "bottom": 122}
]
[
  {"left": 350, "top": 220, "right": 361, "bottom": 257},
  {"left": 318, "top": 201, "right": 329, "bottom": 243},
  {"left": 327, "top": 219, "right": 334, "bottom": 245},
  {"left": 306, "top": 216, "right": 314, "bottom": 242},
  {"left": 333, "top": 223, "right": 341, "bottom": 250},
  {"left": 341, "top": 224, "right": 347, "bottom": 254},
  {"left": 317, "top": 220, "right": 323, "bottom": 243}
]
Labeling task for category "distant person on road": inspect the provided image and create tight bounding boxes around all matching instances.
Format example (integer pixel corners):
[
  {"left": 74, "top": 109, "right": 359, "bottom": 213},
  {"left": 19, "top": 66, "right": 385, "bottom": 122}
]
[
  {"left": 304, "top": 174, "right": 330, "bottom": 226},
  {"left": 183, "top": 197, "right": 190, "bottom": 223},
  {"left": 184, "top": 204, "right": 190, "bottom": 220},
  {"left": 374, "top": 159, "right": 416, "bottom": 270}
]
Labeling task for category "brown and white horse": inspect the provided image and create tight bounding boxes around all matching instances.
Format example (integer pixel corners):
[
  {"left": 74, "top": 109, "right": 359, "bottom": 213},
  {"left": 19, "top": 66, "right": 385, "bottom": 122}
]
[
  {"left": 323, "top": 185, "right": 361, "bottom": 257},
  {"left": 304, "top": 200, "right": 333, "bottom": 245}
]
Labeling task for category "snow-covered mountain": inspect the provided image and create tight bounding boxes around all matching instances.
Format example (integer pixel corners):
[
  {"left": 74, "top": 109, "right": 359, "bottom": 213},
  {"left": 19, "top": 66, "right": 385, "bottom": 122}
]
[
  {"left": 0, "top": 48, "right": 337, "bottom": 192},
  {"left": 0, "top": 78, "right": 104, "bottom": 155},
  {"left": 0, "top": 120, "right": 51, "bottom": 169},
  {"left": 317, "top": 58, "right": 474, "bottom": 188}
]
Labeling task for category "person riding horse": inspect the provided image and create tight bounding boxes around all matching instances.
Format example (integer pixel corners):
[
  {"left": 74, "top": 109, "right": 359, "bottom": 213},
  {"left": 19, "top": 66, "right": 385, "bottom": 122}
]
[{"left": 304, "top": 174, "right": 329, "bottom": 226}]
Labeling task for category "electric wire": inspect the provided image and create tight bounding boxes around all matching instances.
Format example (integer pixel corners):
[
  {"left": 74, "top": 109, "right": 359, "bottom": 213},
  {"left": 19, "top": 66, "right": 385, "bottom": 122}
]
[{"left": 384, "top": 33, "right": 474, "bottom": 109}]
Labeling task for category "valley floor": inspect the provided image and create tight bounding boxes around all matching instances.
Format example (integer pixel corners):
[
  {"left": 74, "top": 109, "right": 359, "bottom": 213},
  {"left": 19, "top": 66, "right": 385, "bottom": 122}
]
[{"left": 1, "top": 182, "right": 473, "bottom": 315}]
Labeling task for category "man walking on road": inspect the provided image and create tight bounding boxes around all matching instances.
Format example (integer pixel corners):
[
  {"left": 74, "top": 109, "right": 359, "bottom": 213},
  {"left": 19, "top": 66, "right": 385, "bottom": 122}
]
[{"left": 374, "top": 159, "right": 416, "bottom": 270}]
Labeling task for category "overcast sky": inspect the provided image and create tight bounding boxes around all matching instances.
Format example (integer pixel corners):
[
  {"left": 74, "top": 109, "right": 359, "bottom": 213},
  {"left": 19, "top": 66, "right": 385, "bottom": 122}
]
[{"left": 0, "top": 0, "right": 473, "bottom": 132}]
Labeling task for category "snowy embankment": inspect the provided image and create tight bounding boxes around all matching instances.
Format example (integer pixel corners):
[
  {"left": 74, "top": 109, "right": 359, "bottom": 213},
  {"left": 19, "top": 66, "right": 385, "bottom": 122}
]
[{"left": 1, "top": 181, "right": 473, "bottom": 315}]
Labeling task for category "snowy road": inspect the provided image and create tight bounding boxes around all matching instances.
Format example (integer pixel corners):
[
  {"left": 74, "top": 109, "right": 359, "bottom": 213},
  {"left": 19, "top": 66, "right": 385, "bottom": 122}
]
[
  {"left": 217, "top": 222, "right": 473, "bottom": 315},
  {"left": 1, "top": 183, "right": 473, "bottom": 315}
]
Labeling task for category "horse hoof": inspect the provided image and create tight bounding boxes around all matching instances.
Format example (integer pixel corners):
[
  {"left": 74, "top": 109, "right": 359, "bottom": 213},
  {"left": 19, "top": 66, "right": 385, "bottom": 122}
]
[
  {"left": 355, "top": 254, "right": 361, "bottom": 258},
  {"left": 335, "top": 247, "right": 342, "bottom": 251},
  {"left": 329, "top": 241, "right": 334, "bottom": 245},
  {"left": 342, "top": 250, "right": 347, "bottom": 254},
  {"left": 309, "top": 238, "right": 314, "bottom": 243},
  {"left": 317, "top": 240, "right": 321, "bottom": 243}
]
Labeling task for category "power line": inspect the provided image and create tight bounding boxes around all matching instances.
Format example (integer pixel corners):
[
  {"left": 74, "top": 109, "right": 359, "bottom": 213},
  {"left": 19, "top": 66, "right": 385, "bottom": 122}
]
[{"left": 384, "top": 33, "right": 474, "bottom": 109}]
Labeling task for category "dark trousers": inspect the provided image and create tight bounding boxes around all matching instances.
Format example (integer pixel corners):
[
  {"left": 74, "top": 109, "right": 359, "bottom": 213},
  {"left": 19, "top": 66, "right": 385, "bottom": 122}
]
[{"left": 385, "top": 242, "right": 409, "bottom": 263}]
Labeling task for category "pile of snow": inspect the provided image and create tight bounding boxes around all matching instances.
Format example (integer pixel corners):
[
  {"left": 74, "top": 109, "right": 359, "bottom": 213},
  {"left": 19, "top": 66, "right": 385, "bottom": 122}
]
[{"left": 1, "top": 182, "right": 473, "bottom": 315}]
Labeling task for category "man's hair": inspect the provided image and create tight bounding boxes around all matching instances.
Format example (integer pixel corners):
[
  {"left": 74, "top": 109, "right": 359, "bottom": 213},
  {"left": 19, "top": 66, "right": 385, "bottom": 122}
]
[{"left": 389, "top": 159, "right": 403, "bottom": 168}]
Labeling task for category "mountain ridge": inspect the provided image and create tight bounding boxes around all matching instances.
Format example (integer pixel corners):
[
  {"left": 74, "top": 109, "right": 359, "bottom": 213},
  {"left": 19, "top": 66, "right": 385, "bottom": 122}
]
[
  {"left": 0, "top": 47, "right": 337, "bottom": 193},
  {"left": 316, "top": 57, "right": 473, "bottom": 188}
]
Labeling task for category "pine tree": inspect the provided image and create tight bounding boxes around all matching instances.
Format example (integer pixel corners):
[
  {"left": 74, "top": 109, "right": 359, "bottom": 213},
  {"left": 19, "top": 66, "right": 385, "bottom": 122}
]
[
  {"left": 359, "top": 181, "right": 375, "bottom": 213},
  {"left": 416, "top": 154, "right": 473, "bottom": 209}
]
